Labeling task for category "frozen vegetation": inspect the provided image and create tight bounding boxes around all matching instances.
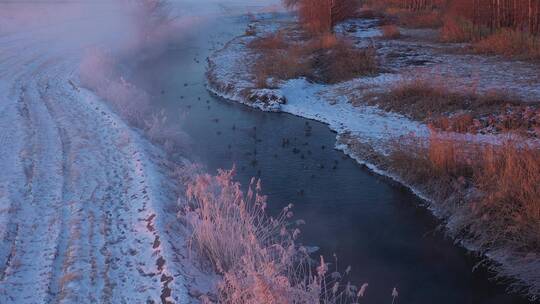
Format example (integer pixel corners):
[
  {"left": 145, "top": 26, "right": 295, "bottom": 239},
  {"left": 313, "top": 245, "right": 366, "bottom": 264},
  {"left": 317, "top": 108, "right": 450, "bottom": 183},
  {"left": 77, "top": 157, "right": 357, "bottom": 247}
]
[{"left": 207, "top": 10, "right": 540, "bottom": 300}]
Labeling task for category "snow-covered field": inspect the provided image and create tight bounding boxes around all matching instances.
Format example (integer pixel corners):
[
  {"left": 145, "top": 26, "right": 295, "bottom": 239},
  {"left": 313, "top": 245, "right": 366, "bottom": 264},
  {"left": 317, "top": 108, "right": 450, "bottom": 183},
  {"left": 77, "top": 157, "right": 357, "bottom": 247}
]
[{"left": 0, "top": 3, "right": 193, "bottom": 303}]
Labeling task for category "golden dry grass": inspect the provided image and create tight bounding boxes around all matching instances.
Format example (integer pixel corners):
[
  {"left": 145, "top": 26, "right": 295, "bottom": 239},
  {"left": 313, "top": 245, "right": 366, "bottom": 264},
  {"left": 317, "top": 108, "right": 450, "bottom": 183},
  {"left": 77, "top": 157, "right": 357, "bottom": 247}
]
[
  {"left": 473, "top": 29, "right": 540, "bottom": 61},
  {"left": 369, "top": 78, "right": 519, "bottom": 120},
  {"left": 388, "top": 133, "right": 540, "bottom": 255},
  {"left": 314, "top": 39, "right": 379, "bottom": 84},
  {"left": 371, "top": 77, "right": 540, "bottom": 137},
  {"left": 250, "top": 32, "right": 379, "bottom": 86},
  {"left": 439, "top": 17, "right": 478, "bottom": 42}
]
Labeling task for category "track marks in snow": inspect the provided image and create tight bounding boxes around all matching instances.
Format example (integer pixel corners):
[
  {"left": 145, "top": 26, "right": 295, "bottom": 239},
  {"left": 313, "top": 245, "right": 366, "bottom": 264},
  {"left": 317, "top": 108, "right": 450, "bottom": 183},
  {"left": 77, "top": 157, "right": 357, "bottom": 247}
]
[{"left": 0, "top": 16, "right": 187, "bottom": 304}]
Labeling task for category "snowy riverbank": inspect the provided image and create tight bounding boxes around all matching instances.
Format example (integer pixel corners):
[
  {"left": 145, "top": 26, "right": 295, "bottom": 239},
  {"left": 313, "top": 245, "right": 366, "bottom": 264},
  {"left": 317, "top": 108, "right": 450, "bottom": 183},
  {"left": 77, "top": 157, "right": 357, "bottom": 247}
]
[{"left": 207, "top": 13, "right": 540, "bottom": 299}]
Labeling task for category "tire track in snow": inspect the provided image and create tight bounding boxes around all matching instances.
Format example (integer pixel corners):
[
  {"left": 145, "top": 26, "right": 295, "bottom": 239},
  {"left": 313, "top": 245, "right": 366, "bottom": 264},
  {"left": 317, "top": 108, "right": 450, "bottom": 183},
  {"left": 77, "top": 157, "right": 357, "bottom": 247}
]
[{"left": 0, "top": 11, "right": 188, "bottom": 304}]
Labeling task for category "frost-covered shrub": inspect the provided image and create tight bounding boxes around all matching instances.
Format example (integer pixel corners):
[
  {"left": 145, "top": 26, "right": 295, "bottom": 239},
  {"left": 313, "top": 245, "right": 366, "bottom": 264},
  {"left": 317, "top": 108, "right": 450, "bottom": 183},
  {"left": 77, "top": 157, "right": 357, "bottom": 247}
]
[
  {"left": 79, "top": 49, "right": 150, "bottom": 127},
  {"left": 183, "top": 169, "right": 368, "bottom": 303},
  {"left": 388, "top": 133, "right": 540, "bottom": 297}
]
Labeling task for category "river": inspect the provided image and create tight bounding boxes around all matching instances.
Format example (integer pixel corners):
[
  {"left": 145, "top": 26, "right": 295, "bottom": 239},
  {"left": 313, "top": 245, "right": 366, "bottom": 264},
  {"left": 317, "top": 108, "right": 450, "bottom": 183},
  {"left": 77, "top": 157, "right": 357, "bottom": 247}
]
[{"left": 130, "top": 7, "right": 530, "bottom": 304}]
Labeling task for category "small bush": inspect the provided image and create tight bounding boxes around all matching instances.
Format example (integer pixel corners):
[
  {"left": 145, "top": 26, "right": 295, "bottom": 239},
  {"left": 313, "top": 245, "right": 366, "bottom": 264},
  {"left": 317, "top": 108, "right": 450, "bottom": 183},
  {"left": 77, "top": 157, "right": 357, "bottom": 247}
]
[
  {"left": 251, "top": 32, "right": 379, "bottom": 86},
  {"left": 284, "top": 0, "right": 360, "bottom": 34},
  {"left": 252, "top": 45, "right": 312, "bottom": 88},
  {"left": 389, "top": 133, "right": 540, "bottom": 256},
  {"left": 439, "top": 17, "right": 478, "bottom": 42},
  {"left": 473, "top": 29, "right": 540, "bottom": 61},
  {"left": 372, "top": 78, "right": 522, "bottom": 120},
  {"left": 314, "top": 39, "right": 379, "bottom": 84},
  {"left": 431, "top": 113, "right": 475, "bottom": 133}
]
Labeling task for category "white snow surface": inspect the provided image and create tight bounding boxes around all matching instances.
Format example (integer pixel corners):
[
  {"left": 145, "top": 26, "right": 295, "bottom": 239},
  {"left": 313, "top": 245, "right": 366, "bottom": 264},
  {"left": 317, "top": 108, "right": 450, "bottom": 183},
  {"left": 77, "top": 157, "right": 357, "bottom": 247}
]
[
  {"left": 280, "top": 77, "right": 427, "bottom": 148},
  {"left": 0, "top": 3, "right": 194, "bottom": 304}
]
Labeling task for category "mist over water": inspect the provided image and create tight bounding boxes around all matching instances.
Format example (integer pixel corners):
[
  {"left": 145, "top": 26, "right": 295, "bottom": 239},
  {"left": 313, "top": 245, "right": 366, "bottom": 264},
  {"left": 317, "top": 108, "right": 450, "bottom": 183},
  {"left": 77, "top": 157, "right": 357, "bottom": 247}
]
[{"left": 0, "top": 0, "right": 282, "bottom": 125}]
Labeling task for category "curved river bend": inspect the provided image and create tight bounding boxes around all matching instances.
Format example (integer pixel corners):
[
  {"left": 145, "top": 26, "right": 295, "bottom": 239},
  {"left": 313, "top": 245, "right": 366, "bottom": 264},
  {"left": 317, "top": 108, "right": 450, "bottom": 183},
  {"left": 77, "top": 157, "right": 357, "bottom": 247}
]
[{"left": 131, "top": 10, "right": 530, "bottom": 304}]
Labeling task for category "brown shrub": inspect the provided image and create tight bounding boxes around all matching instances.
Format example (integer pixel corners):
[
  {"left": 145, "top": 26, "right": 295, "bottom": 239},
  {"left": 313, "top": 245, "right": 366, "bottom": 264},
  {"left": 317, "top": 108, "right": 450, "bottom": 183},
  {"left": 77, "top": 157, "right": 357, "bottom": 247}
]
[
  {"left": 431, "top": 113, "right": 475, "bottom": 133},
  {"left": 251, "top": 32, "right": 379, "bottom": 86},
  {"left": 388, "top": 133, "right": 473, "bottom": 199},
  {"left": 284, "top": 0, "right": 360, "bottom": 34},
  {"left": 372, "top": 78, "right": 522, "bottom": 121},
  {"left": 473, "top": 29, "right": 540, "bottom": 61},
  {"left": 372, "top": 78, "right": 468, "bottom": 120},
  {"left": 395, "top": 9, "right": 442, "bottom": 28},
  {"left": 252, "top": 45, "right": 312, "bottom": 88},
  {"left": 381, "top": 24, "right": 401, "bottom": 39},
  {"left": 250, "top": 32, "right": 312, "bottom": 87},
  {"left": 314, "top": 39, "right": 379, "bottom": 84},
  {"left": 315, "top": 32, "right": 339, "bottom": 49},
  {"left": 389, "top": 133, "right": 540, "bottom": 255},
  {"left": 439, "top": 17, "right": 478, "bottom": 42},
  {"left": 473, "top": 141, "right": 540, "bottom": 250}
]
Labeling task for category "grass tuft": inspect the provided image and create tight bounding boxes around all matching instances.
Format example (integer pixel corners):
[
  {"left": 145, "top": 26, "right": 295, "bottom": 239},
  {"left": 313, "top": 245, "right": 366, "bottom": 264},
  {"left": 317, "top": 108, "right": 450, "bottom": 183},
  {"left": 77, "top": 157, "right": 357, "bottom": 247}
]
[
  {"left": 473, "top": 29, "right": 540, "bottom": 61},
  {"left": 364, "top": 77, "right": 540, "bottom": 137},
  {"left": 250, "top": 32, "right": 379, "bottom": 86}
]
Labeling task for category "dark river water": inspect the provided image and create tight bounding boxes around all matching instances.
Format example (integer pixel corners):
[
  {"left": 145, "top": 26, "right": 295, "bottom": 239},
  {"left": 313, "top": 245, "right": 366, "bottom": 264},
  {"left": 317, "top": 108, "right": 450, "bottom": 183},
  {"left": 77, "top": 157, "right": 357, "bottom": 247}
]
[{"left": 130, "top": 11, "right": 531, "bottom": 304}]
